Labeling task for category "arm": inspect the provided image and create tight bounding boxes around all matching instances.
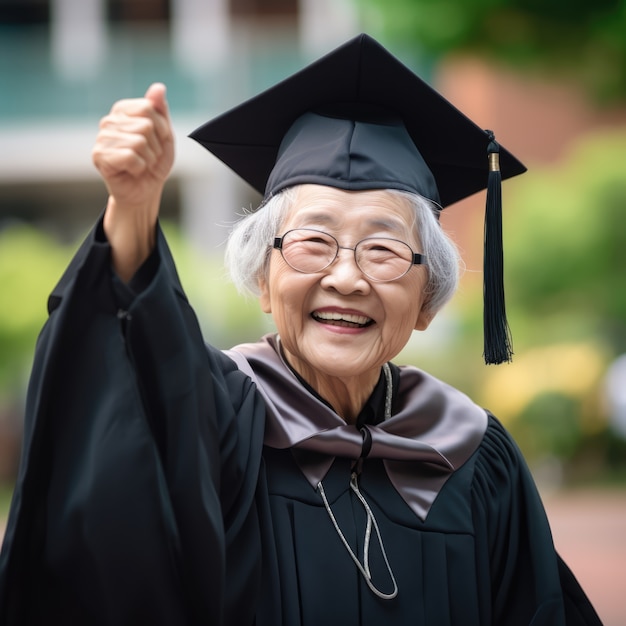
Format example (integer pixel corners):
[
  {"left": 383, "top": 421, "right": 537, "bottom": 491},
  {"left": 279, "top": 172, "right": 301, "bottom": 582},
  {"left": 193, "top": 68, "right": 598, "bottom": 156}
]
[{"left": 0, "top": 88, "right": 265, "bottom": 625}]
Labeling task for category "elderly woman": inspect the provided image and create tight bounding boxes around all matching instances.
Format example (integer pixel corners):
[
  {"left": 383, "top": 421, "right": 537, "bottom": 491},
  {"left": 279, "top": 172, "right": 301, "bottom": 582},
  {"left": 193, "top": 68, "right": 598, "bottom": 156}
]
[{"left": 0, "top": 35, "right": 600, "bottom": 626}]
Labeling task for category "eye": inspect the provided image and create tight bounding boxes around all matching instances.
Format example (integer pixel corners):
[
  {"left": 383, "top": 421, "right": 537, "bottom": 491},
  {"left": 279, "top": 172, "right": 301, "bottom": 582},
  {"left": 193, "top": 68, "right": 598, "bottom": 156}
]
[
  {"left": 362, "top": 240, "right": 402, "bottom": 255},
  {"left": 358, "top": 239, "right": 413, "bottom": 263},
  {"left": 369, "top": 244, "right": 396, "bottom": 253},
  {"left": 304, "top": 235, "right": 332, "bottom": 245},
  {"left": 281, "top": 230, "right": 337, "bottom": 269},
  {"left": 286, "top": 230, "right": 335, "bottom": 248}
]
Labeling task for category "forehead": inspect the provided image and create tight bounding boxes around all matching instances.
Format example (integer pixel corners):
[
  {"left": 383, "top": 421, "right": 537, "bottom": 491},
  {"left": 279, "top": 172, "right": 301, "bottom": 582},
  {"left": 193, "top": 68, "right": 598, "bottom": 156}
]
[{"left": 283, "top": 185, "right": 416, "bottom": 234}]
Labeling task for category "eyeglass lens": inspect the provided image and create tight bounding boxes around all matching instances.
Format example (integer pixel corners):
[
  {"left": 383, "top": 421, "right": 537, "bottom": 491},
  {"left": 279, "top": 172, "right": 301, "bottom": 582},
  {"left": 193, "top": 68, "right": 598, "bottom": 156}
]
[{"left": 279, "top": 229, "right": 415, "bottom": 281}]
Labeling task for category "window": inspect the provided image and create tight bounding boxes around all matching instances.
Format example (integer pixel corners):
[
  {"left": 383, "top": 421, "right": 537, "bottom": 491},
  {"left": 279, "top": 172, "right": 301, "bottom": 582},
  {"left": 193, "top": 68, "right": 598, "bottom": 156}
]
[
  {"left": 107, "top": 0, "right": 169, "bottom": 22},
  {"left": 230, "top": 0, "right": 297, "bottom": 18}
]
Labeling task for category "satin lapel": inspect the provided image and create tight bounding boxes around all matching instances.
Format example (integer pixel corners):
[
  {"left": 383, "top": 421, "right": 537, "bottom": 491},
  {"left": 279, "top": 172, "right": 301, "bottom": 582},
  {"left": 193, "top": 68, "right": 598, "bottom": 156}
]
[{"left": 225, "top": 334, "right": 487, "bottom": 520}]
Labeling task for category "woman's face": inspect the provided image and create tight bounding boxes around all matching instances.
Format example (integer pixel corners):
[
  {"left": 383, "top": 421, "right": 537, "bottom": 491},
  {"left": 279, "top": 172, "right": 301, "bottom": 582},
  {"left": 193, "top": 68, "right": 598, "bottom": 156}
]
[{"left": 258, "top": 185, "right": 433, "bottom": 384}]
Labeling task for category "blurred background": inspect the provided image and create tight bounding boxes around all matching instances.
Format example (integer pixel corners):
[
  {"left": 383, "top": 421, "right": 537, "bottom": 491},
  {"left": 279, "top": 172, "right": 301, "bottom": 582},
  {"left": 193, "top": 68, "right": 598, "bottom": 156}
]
[{"left": 1, "top": 0, "right": 625, "bottom": 622}]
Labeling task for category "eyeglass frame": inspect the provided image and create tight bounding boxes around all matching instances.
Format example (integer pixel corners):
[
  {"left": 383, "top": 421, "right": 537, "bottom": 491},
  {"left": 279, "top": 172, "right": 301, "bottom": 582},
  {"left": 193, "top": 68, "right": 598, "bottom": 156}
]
[{"left": 272, "top": 228, "right": 427, "bottom": 283}]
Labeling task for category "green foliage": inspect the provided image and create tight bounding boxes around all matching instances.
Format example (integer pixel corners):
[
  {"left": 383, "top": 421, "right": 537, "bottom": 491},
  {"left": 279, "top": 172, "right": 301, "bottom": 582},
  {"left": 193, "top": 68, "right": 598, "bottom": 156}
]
[
  {"left": 402, "top": 129, "right": 626, "bottom": 475},
  {"left": 358, "top": 0, "right": 626, "bottom": 101},
  {"left": 465, "top": 129, "right": 626, "bottom": 475},
  {"left": 504, "top": 131, "right": 626, "bottom": 351},
  {"left": 0, "top": 223, "right": 74, "bottom": 403},
  {"left": 512, "top": 391, "right": 583, "bottom": 460},
  {"left": 0, "top": 483, "right": 13, "bottom": 523},
  {"left": 159, "top": 222, "right": 271, "bottom": 349}
]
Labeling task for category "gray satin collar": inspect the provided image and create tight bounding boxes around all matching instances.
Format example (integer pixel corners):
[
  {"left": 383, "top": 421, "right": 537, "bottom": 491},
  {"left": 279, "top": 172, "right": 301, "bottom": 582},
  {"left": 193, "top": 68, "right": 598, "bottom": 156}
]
[{"left": 225, "top": 334, "right": 487, "bottom": 521}]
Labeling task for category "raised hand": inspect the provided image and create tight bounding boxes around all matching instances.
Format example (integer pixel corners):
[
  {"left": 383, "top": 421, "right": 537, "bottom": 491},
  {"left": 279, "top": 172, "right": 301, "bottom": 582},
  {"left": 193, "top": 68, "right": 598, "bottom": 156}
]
[{"left": 93, "top": 83, "right": 174, "bottom": 282}]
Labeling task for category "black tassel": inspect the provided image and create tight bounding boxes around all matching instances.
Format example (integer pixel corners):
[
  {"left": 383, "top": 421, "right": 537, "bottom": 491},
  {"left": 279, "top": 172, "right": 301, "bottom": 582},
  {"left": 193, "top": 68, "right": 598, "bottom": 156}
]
[{"left": 483, "top": 131, "right": 513, "bottom": 364}]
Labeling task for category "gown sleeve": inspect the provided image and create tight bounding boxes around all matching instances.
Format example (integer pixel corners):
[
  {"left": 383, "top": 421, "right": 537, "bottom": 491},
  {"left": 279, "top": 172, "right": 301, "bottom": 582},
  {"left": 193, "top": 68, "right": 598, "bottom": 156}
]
[
  {"left": 472, "top": 416, "right": 602, "bottom": 626},
  {"left": 0, "top": 219, "right": 266, "bottom": 626}
]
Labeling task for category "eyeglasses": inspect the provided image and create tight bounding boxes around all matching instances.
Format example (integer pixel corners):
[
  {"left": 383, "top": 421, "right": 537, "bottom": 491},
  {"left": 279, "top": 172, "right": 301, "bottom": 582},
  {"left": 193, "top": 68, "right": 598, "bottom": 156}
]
[{"left": 273, "top": 228, "right": 426, "bottom": 282}]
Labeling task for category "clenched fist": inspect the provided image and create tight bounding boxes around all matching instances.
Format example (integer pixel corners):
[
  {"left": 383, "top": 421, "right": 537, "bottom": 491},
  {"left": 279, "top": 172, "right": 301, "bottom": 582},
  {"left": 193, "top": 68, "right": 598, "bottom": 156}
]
[{"left": 93, "top": 83, "right": 174, "bottom": 282}]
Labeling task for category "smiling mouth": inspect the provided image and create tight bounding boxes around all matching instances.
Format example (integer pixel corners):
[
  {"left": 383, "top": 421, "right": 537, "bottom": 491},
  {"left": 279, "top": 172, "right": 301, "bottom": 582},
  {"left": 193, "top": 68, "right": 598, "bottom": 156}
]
[{"left": 311, "top": 311, "right": 374, "bottom": 328}]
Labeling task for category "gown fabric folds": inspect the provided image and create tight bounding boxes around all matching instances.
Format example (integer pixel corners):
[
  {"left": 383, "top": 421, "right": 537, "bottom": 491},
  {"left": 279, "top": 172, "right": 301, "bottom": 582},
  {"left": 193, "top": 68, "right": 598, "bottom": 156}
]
[{"left": 0, "top": 222, "right": 602, "bottom": 626}]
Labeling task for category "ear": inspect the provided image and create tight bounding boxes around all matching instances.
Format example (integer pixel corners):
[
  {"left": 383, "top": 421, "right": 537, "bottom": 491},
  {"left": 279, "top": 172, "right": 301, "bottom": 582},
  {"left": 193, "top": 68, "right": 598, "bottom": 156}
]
[
  {"left": 258, "top": 276, "right": 272, "bottom": 314},
  {"left": 414, "top": 307, "right": 435, "bottom": 331}
]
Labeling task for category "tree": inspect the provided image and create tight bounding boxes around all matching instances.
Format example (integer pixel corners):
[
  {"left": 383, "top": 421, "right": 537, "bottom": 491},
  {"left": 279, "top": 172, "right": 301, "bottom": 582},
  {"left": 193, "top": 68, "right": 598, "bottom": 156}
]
[{"left": 359, "top": 0, "right": 626, "bottom": 102}]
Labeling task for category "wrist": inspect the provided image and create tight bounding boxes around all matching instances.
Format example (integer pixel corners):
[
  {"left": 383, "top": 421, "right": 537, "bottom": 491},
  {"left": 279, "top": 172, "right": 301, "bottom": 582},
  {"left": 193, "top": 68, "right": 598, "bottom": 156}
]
[{"left": 103, "top": 196, "right": 159, "bottom": 282}]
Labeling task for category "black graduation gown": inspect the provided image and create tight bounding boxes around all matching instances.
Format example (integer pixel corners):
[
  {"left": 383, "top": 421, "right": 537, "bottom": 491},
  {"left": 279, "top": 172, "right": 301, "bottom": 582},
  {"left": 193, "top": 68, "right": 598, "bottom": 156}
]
[{"left": 0, "top": 222, "right": 602, "bottom": 626}]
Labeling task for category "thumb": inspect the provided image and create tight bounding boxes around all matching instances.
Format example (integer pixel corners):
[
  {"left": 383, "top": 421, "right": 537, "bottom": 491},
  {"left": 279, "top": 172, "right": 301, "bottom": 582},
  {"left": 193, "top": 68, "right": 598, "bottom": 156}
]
[{"left": 144, "top": 82, "right": 169, "bottom": 117}]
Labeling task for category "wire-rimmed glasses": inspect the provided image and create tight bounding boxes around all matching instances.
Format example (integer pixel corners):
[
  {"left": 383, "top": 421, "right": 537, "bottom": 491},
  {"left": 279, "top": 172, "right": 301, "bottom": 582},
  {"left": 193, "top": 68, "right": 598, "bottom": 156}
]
[{"left": 273, "top": 228, "right": 426, "bottom": 282}]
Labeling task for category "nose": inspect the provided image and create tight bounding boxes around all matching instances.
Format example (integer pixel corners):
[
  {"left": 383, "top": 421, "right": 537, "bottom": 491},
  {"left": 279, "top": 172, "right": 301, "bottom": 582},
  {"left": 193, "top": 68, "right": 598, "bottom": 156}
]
[{"left": 320, "top": 247, "right": 371, "bottom": 295}]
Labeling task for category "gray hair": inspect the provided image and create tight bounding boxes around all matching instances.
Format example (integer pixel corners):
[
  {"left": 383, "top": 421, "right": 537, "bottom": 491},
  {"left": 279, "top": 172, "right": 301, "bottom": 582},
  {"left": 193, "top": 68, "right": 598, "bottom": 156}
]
[{"left": 224, "top": 186, "right": 460, "bottom": 317}]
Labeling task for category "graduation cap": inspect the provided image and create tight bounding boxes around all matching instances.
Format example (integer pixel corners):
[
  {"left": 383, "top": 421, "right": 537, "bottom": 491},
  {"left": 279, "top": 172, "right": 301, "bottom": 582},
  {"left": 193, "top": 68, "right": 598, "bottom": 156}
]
[{"left": 190, "top": 33, "right": 527, "bottom": 364}]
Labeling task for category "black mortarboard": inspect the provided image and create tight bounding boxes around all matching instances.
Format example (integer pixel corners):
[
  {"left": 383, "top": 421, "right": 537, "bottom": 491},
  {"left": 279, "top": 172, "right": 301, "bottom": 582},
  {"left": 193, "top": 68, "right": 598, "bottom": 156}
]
[{"left": 190, "top": 33, "right": 527, "bottom": 364}]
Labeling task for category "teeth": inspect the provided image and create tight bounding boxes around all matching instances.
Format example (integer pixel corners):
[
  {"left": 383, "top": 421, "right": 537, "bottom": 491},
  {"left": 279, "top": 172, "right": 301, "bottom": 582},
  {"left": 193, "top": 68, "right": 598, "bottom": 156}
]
[{"left": 313, "top": 311, "right": 372, "bottom": 325}]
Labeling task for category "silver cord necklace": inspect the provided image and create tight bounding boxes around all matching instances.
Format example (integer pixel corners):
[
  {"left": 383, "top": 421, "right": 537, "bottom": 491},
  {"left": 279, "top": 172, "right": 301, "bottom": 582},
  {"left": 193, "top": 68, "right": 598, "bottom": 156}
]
[{"left": 317, "top": 362, "right": 398, "bottom": 600}]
